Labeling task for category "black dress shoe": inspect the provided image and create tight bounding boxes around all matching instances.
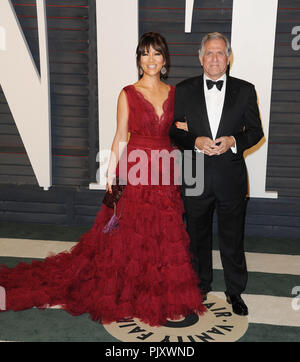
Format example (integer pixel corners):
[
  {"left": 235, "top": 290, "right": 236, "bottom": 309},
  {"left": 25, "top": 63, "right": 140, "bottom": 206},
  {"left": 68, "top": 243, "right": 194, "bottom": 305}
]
[{"left": 226, "top": 294, "right": 248, "bottom": 316}]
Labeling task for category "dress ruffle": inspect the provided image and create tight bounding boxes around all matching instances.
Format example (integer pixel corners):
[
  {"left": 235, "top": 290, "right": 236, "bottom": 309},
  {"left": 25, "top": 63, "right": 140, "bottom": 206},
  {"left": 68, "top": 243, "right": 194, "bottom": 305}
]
[{"left": 0, "top": 185, "right": 205, "bottom": 326}]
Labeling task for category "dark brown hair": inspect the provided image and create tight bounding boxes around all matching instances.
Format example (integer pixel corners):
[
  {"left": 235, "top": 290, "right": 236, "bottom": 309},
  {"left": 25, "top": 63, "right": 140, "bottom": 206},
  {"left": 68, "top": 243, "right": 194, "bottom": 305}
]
[{"left": 136, "top": 32, "right": 170, "bottom": 79}]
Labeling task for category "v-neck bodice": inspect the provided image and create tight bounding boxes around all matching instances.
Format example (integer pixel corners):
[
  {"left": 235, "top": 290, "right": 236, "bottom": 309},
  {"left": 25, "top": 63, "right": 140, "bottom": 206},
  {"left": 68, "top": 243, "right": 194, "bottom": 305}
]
[
  {"left": 123, "top": 84, "right": 175, "bottom": 138},
  {"left": 131, "top": 85, "right": 172, "bottom": 121}
]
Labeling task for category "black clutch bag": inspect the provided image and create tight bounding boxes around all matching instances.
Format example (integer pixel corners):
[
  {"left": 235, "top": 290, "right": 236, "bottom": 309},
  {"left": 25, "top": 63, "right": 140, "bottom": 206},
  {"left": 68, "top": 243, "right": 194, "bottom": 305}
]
[{"left": 102, "top": 177, "right": 126, "bottom": 209}]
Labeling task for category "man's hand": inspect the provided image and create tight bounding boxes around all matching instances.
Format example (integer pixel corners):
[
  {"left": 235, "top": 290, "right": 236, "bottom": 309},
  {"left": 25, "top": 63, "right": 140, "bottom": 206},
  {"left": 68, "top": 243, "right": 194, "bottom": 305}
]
[
  {"left": 195, "top": 136, "right": 218, "bottom": 156},
  {"left": 214, "top": 136, "right": 236, "bottom": 155},
  {"left": 195, "top": 136, "right": 235, "bottom": 156}
]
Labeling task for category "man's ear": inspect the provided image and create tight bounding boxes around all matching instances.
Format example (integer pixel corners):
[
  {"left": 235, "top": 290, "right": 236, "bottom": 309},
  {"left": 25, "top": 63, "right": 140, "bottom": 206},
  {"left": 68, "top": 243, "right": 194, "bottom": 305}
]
[{"left": 199, "top": 55, "right": 203, "bottom": 66}]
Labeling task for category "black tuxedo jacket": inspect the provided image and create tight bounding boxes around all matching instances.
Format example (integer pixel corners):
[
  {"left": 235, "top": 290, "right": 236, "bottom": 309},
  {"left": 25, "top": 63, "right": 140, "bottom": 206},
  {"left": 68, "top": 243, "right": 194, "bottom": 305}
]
[{"left": 169, "top": 74, "right": 264, "bottom": 200}]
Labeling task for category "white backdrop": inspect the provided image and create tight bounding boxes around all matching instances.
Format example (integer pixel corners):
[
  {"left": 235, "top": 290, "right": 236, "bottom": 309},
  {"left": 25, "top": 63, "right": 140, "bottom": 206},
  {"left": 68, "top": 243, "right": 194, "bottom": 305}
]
[
  {"left": 0, "top": 0, "right": 51, "bottom": 190},
  {"left": 89, "top": 0, "right": 138, "bottom": 190},
  {"left": 230, "top": 0, "right": 278, "bottom": 198}
]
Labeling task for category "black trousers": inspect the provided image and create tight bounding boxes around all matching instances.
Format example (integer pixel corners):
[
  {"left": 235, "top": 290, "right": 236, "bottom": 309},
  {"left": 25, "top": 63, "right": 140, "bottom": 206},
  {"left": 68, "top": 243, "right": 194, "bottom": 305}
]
[{"left": 183, "top": 191, "right": 248, "bottom": 296}]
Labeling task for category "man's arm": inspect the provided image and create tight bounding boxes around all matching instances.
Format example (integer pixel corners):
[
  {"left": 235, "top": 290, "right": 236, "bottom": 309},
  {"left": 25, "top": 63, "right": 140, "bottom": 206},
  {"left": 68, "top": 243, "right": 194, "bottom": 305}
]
[
  {"left": 169, "top": 85, "right": 197, "bottom": 150},
  {"left": 233, "top": 84, "right": 264, "bottom": 156}
]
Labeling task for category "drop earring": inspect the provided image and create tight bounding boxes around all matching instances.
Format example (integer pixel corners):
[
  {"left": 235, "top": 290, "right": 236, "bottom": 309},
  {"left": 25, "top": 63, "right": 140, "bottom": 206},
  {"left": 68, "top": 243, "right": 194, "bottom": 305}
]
[
  {"left": 139, "top": 67, "right": 144, "bottom": 76},
  {"left": 160, "top": 65, "right": 167, "bottom": 76}
]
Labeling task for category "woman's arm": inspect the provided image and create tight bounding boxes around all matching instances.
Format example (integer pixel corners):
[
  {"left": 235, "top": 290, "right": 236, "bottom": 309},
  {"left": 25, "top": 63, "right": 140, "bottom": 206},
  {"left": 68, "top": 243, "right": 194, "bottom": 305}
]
[{"left": 106, "top": 89, "right": 129, "bottom": 192}]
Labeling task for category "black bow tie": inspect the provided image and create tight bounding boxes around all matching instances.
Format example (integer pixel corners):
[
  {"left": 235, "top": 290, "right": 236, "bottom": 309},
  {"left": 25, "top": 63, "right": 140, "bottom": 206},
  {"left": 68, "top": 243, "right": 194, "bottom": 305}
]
[{"left": 206, "top": 79, "right": 224, "bottom": 91}]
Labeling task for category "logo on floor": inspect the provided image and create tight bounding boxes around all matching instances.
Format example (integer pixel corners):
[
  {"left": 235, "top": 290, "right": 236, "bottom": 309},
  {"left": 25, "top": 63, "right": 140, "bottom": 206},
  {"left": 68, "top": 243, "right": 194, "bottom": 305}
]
[{"left": 103, "top": 294, "right": 249, "bottom": 342}]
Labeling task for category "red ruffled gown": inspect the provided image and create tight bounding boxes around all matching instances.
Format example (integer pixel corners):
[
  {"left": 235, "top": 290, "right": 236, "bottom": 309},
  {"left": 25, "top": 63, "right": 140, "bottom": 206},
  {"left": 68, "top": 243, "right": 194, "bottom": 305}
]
[{"left": 0, "top": 85, "right": 206, "bottom": 326}]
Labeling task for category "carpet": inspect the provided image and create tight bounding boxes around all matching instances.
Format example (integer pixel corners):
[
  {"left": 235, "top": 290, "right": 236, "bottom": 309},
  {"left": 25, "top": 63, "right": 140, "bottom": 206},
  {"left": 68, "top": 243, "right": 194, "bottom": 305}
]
[{"left": 0, "top": 222, "right": 299, "bottom": 342}]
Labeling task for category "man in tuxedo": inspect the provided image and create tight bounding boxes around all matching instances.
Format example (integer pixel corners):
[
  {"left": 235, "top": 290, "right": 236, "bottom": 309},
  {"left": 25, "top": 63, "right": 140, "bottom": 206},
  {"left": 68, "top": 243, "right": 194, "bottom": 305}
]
[{"left": 169, "top": 32, "right": 264, "bottom": 316}]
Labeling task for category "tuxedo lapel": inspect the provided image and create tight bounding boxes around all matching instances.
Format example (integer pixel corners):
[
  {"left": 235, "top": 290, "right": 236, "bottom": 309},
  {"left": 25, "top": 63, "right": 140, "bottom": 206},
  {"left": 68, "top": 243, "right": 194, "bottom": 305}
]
[
  {"left": 196, "top": 75, "right": 213, "bottom": 139},
  {"left": 215, "top": 76, "right": 239, "bottom": 139}
]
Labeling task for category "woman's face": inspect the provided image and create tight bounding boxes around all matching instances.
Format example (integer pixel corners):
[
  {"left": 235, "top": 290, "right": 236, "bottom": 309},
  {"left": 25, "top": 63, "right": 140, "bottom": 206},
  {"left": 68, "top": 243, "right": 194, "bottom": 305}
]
[{"left": 139, "top": 45, "right": 165, "bottom": 77}]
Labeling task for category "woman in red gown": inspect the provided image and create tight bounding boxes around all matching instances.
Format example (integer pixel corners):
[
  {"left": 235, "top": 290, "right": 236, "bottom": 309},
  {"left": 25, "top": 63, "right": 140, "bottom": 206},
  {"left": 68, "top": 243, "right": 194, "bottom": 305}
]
[{"left": 0, "top": 32, "right": 205, "bottom": 326}]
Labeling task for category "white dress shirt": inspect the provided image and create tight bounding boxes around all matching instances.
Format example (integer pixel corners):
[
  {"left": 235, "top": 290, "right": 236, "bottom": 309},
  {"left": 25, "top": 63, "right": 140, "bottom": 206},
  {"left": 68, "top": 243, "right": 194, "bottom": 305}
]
[
  {"left": 204, "top": 73, "right": 226, "bottom": 140},
  {"left": 195, "top": 73, "right": 237, "bottom": 153}
]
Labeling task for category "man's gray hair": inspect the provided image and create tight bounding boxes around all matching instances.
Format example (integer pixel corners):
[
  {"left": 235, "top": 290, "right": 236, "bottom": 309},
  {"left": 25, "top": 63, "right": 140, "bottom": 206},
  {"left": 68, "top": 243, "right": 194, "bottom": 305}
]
[{"left": 199, "top": 32, "right": 232, "bottom": 57}]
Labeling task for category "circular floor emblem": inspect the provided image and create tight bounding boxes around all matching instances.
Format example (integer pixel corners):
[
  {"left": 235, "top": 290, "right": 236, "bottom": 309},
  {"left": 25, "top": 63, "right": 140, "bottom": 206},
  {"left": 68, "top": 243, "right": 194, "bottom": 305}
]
[{"left": 103, "top": 294, "right": 249, "bottom": 342}]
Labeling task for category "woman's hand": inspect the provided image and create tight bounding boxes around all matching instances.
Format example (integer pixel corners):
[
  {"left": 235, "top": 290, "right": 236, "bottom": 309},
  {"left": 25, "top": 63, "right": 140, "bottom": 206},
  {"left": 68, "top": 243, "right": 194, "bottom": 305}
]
[
  {"left": 106, "top": 172, "right": 115, "bottom": 194},
  {"left": 106, "top": 181, "right": 112, "bottom": 194},
  {"left": 175, "top": 121, "right": 189, "bottom": 132}
]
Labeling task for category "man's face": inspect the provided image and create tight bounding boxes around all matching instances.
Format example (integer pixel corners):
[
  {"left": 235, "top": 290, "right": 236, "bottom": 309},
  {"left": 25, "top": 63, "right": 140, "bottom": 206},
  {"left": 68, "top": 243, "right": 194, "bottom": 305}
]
[{"left": 199, "top": 38, "right": 230, "bottom": 80}]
